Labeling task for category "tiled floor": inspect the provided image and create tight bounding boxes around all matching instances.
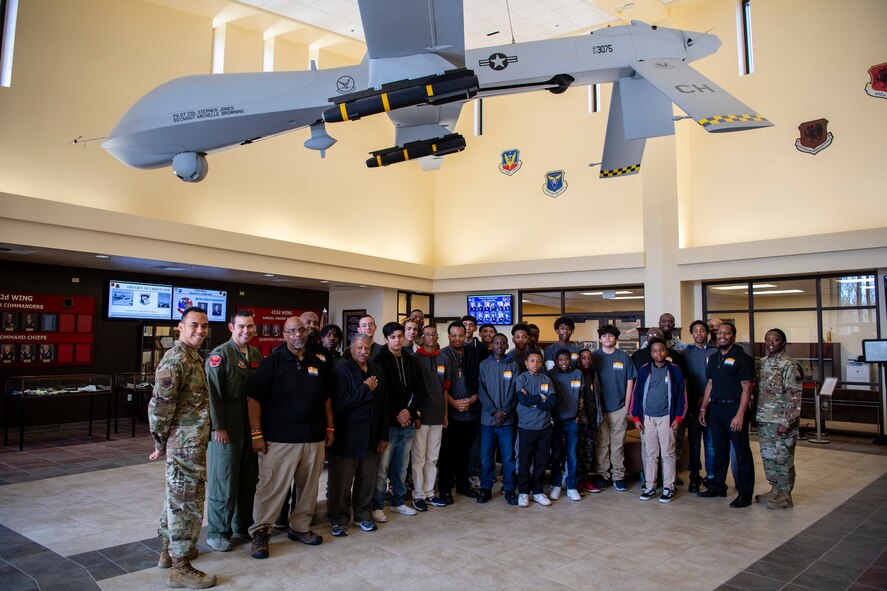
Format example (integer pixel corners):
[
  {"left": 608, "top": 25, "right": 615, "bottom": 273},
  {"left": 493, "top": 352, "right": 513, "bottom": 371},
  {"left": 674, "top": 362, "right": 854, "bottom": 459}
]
[{"left": 0, "top": 426, "right": 885, "bottom": 590}]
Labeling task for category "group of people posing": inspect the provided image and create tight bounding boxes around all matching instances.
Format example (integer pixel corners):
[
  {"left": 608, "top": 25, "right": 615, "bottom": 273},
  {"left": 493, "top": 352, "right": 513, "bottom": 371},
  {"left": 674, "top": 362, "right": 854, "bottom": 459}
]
[{"left": 147, "top": 306, "right": 803, "bottom": 590}]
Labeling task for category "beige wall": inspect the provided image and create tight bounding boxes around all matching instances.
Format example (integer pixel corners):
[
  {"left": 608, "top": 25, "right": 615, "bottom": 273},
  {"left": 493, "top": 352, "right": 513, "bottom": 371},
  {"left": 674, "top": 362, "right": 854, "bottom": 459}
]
[{"left": 0, "top": 0, "right": 885, "bottom": 322}]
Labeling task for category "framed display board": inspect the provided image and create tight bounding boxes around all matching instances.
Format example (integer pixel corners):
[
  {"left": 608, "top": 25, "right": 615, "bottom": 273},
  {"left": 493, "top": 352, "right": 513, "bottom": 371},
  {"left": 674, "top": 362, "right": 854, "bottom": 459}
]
[
  {"left": 1, "top": 292, "right": 96, "bottom": 367},
  {"left": 237, "top": 305, "right": 317, "bottom": 356},
  {"left": 343, "top": 309, "right": 366, "bottom": 349}
]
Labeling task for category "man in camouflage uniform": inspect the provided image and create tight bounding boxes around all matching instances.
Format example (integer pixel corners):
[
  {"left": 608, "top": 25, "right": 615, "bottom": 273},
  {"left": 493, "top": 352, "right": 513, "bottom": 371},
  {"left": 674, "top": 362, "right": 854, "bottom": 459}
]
[
  {"left": 204, "top": 310, "right": 262, "bottom": 552},
  {"left": 755, "top": 328, "right": 803, "bottom": 509},
  {"left": 148, "top": 306, "right": 215, "bottom": 589}
]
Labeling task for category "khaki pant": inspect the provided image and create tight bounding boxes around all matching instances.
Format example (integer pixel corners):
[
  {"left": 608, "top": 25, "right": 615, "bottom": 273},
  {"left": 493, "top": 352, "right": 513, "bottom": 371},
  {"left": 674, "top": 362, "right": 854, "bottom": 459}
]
[
  {"left": 643, "top": 415, "right": 676, "bottom": 490},
  {"left": 595, "top": 405, "right": 628, "bottom": 481},
  {"left": 249, "top": 441, "right": 324, "bottom": 535},
  {"left": 411, "top": 424, "right": 443, "bottom": 499}
]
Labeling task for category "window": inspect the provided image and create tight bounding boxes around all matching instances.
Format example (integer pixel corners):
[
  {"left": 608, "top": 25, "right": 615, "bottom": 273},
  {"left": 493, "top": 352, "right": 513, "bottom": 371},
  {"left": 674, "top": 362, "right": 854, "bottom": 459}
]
[
  {"left": 473, "top": 98, "right": 484, "bottom": 136},
  {"left": 397, "top": 290, "right": 433, "bottom": 324},
  {"left": 1, "top": 0, "right": 19, "bottom": 88},
  {"left": 738, "top": 0, "right": 755, "bottom": 75},
  {"left": 588, "top": 84, "right": 601, "bottom": 114}
]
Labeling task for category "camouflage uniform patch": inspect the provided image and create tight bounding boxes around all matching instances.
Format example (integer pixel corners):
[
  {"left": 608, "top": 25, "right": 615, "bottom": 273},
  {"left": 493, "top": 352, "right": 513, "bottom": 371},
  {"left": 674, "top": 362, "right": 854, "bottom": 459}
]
[
  {"left": 149, "top": 341, "right": 211, "bottom": 559},
  {"left": 756, "top": 352, "right": 803, "bottom": 493}
]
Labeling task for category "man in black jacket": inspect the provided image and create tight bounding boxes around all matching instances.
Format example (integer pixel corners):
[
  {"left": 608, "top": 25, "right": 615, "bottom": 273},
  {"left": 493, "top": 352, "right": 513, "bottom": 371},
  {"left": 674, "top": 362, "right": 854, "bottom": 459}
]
[
  {"left": 327, "top": 334, "right": 388, "bottom": 536},
  {"left": 371, "top": 322, "right": 426, "bottom": 522}
]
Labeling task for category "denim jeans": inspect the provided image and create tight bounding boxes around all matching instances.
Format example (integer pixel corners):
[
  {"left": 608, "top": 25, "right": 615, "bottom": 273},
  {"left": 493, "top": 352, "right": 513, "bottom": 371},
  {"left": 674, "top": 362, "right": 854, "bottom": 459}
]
[
  {"left": 480, "top": 423, "right": 516, "bottom": 492},
  {"left": 373, "top": 426, "right": 414, "bottom": 509},
  {"left": 550, "top": 418, "right": 579, "bottom": 489}
]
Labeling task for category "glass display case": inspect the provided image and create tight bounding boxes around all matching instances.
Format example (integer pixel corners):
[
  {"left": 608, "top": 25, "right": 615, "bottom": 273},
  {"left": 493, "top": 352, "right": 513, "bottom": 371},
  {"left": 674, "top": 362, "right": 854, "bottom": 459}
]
[
  {"left": 115, "top": 371, "right": 155, "bottom": 437},
  {"left": 4, "top": 374, "right": 113, "bottom": 450}
]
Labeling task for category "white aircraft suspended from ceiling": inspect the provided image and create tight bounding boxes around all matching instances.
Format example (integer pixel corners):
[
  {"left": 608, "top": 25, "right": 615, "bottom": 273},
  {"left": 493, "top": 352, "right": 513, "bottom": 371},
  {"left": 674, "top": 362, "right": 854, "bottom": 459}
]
[{"left": 102, "top": 0, "right": 771, "bottom": 182}]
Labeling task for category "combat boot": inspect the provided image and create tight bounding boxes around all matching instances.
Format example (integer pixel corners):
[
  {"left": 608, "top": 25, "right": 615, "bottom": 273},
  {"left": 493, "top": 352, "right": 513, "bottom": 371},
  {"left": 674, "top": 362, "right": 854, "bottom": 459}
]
[
  {"left": 754, "top": 484, "right": 778, "bottom": 504},
  {"left": 159, "top": 537, "right": 199, "bottom": 568},
  {"left": 168, "top": 558, "right": 216, "bottom": 589},
  {"left": 767, "top": 491, "right": 793, "bottom": 509}
]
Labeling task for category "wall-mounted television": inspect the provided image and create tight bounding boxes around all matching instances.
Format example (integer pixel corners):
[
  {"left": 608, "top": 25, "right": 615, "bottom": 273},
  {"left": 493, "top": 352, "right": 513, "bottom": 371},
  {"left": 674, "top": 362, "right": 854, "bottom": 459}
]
[
  {"left": 108, "top": 280, "right": 173, "bottom": 320},
  {"left": 467, "top": 294, "right": 513, "bottom": 325},
  {"left": 862, "top": 339, "right": 887, "bottom": 363},
  {"left": 173, "top": 287, "right": 227, "bottom": 322}
]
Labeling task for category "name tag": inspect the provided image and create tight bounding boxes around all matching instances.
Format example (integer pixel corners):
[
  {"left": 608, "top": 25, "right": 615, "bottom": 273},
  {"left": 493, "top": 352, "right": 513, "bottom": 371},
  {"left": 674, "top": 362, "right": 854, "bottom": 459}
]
[
  {"left": 570, "top": 380, "right": 581, "bottom": 388},
  {"left": 541, "top": 383, "right": 549, "bottom": 393},
  {"left": 316, "top": 353, "right": 326, "bottom": 362},
  {"left": 503, "top": 370, "right": 513, "bottom": 379},
  {"left": 308, "top": 366, "right": 319, "bottom": 376},
  {"left": 613, "top": 362, "right": 624, "bottom": 370},
  {"left": 725, "top": 358, "right": 735, "bottom": 366},
  {"left": 571, "top": 353, "right": 579, "bottom": 362},
  {"left": 436, "top": 365, "right": 445, "bottom": 375}
]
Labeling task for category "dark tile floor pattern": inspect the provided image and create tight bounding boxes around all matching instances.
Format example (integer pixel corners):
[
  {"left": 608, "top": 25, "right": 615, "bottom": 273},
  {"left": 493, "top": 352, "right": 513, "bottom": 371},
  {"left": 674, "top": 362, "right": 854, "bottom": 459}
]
[{"left": 718, "top": 473, "right": 887, "bottom": 591}]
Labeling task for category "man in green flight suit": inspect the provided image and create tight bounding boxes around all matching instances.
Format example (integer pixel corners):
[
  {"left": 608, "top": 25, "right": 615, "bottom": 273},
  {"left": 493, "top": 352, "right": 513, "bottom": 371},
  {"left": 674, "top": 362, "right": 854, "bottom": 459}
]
[
  {"left": 755, "top": 328, "right": 803, "bottom": 509},
  {"left": 205, "top": 310, "right": 262, "bottom": 551},
  {"left": 148, "top": 306, "right": 215, "bottom": 589}
]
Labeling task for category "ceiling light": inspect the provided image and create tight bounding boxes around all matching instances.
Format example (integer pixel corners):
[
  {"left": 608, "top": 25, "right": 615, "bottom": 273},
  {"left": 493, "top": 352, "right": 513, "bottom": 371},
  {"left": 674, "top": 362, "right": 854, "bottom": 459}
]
[
  {"left": 95, "top": 254, "right": 109, "bottom": 259},
  {"left": 580, "top": 290, "right": 633, "bottom": 296},
  {"left": 319, "top": 280, "right": 329, "bottom": 284},
  {"left": 713, "top": 283, "right": 775, "bottom": 291},
  {"left": 612, "top": 296, "right": 645, "bottom": 300},
  {"left": 263, "top": 273, "right": 275, "bottom": 277},
  {"left": 752, "top": 289, "right": 804, "bottom": 295}
]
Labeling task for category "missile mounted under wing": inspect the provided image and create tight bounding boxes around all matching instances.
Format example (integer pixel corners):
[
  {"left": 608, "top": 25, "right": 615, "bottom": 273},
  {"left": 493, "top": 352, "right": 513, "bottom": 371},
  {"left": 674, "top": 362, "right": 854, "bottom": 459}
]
[{"left": 102, "top": 0, "right": 771, "bottom": 182}]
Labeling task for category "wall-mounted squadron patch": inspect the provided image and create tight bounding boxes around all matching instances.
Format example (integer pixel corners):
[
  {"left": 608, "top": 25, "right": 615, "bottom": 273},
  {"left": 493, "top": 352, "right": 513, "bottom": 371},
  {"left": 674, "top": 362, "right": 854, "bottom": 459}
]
[
  {"left": 480, "top": 53, "right": 518, "bottom": 71},
  {"left": 795, "top": 118, "right": 833, "bottom": 155},
  {"left": 865, "top": 63, "right": 887, "bottom": 99},
  {"left": 499, "top": 149, "right": 522, "bottom": 175},
  {"left": 543, "top": 170, "right": 567, "bottom": 198}
]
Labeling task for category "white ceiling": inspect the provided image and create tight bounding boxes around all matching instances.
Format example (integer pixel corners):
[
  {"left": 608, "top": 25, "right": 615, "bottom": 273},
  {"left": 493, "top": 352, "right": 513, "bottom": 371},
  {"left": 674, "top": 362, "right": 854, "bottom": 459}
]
[{"left": 240, "top": 0, "right": 619, "bottom": 49}]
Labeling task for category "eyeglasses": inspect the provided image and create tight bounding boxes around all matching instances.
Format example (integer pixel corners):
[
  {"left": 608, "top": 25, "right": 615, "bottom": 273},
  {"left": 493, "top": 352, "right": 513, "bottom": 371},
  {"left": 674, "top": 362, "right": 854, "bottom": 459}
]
[{"left": 284, "top": 329, "right": 304, "bottom": 336}]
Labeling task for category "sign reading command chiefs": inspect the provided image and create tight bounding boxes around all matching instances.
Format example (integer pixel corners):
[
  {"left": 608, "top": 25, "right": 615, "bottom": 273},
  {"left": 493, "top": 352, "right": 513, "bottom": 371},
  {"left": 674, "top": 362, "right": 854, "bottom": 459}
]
[{"left": 1, "top": 292, "right": 96, "bottom": 366}]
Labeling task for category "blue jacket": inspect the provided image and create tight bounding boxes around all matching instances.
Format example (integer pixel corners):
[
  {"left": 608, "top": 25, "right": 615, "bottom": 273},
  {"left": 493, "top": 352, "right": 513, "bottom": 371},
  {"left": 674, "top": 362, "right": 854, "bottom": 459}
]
[{"left": 627, "top": 362, "right": 687, "bottom": 424}]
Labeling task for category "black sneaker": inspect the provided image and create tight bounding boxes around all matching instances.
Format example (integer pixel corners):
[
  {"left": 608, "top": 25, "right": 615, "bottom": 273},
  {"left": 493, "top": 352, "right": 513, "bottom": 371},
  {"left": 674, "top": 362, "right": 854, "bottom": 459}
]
[
  {"left": 412, "top": 498, "right": 428, "bottom": 512},
  {"left": 639, "top": 488, "right": 657, "bottom": 501},
  {"left": 613, "top": 480, "right": 628, "bottom": 492},
  {"left": 456, "top": 486, "right": 479, "bottom": 499},
  {"left": 250, "top": 532, "right": 270, "bottom": 559},
  {"left": 441, "top": 491, "right": 455, "bottom": 505},
  {"left": 659, "top": 488, "right": 676, "bottom": 503},
  {"left": 476, "top": 489, "right": 492, "bottom": 504},
  {"left": 503, "top": 490, "right": 518, "bottom": 506},
  {"left": 426, "top": 496, "right": 447, "bottom": 507},
  {"left": 273, "top": 519, "right": 288, "bottom": 531}
]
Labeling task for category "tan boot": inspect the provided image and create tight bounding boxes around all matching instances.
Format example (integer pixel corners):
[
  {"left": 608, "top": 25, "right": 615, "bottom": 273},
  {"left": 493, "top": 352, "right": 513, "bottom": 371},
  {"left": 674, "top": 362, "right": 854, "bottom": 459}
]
[
  {"left": 159, "top": 537, "right": 198, "bottom": 568},
  {"left": 168, "top": 558, "right": 216, "bottom": 589},
  {"left": 158, "top": 536, "right": 172, "bottom": 568},
  {"left": 767, "top": 491, "right": 793, "bottom": 509},
  {"left": 754, "top": 485, "right": 777, "bottom": 504}
]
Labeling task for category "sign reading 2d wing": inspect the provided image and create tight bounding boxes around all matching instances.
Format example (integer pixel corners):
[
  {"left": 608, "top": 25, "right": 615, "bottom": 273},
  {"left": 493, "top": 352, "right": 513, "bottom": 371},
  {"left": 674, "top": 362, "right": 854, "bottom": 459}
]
[
  {"left": 543, "top": 170, "right": 567, "bottom": 197},
  {"left": 499, "top": 149, "right": 522, "bottom": 175}
]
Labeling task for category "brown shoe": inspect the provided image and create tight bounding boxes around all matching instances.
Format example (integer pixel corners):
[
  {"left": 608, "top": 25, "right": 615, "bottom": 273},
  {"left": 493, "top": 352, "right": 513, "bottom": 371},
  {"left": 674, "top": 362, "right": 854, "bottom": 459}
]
[
  {"left": 754, "top": 485, "right": 778, "bottom": 504},
  {"left": 287, "top": 528, "right": 323, "bottom": 546},
  {"left": 168, "top": 558, "right": 216, "bottom": 589},
  {"left": 158, "top": 536, "right": 172, "bottom": 568},
  {"left": 767, "top": 492, "right": 793, "bottom": 509},
  {"left": 250, "top": 531, "right": 270, "bottom": 559}
]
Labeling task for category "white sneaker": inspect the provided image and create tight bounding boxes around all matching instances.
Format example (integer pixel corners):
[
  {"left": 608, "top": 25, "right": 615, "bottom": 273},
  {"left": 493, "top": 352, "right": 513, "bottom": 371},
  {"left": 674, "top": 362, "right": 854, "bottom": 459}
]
[
  {"left": 567, "top": 489, "right": 581, "bottom": 501},
  {"left": 206, "top": 537, "right": 231, "bottom": 552},
  {"left": 518, "top": 494, "right": 530, "bottom": 507},
  {"left": 371, "top": 509, "right": 388, "bottom": 523},
  {"left": 549, "top": 486, "right": 561, "bottom": 500},
  {"left": 533, "top": 493, "right": 552, "bottom": 506},
  {"left": 390, "top": 504, "right": 417, "bottom": 516}
]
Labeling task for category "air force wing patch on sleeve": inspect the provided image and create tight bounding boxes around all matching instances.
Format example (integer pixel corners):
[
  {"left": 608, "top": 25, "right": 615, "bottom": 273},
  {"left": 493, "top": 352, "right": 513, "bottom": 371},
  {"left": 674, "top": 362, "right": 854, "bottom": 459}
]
[
  {"left": 157, "top": 368, "right": 174, "bottom": 391},
  {"left": 209, "top": 354, "right": 222, "bottom": 368},
  {"left": 543, "top": 170, "right": 567, "bottom": 197}
]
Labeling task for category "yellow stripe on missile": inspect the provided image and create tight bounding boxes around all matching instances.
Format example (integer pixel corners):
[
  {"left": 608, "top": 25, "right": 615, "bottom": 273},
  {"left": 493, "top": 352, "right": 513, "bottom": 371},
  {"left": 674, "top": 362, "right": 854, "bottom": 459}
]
[
  {"left": 376, "top": 155, "right": 382, "bottom": 167},
  {"left": 381, "top": 93, "right": 391, "bottom": 112},
  {"left": 697, "top": 114, "right": 769, "bottom": 128},
  {"left": 403, "top": 149, "right": 410, "bottom": 161},
  {"left": 339, "top": 103, "right": 349, "bottom": 122},
  {"left": 426, "top": 84, "right": 434, "bottom": 97},
  {"left": 599, "top": 164, "right": 640, "bottom": 178}
]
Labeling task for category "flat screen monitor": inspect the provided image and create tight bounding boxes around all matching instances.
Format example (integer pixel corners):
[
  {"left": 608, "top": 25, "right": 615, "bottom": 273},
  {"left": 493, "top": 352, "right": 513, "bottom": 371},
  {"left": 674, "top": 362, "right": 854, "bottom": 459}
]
[
  {"left": 173, "top": 287, "right": 227, "bottom": 322},
  {"left": 862, "top": 339, "right": 887, "bottom": 363},
  {"left": 467, "top": 294, "right": 513, "bottom": 325},
  {"left": 108, "top": 280, "right": 173, "bottom": 320}
]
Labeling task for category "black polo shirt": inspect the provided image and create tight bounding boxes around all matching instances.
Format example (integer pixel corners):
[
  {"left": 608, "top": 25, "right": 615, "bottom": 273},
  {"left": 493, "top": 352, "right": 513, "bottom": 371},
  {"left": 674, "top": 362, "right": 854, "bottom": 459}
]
[
  {"left": 706, "top": 345, "right": 754, "bottom": 401},
  {"left": 249, "top": 346, "right": 330, "bottom": 444}
]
